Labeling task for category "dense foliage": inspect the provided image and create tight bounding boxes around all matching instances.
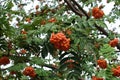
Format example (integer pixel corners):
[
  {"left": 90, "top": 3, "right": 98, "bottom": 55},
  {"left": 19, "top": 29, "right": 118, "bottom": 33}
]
[{"left": 0, "top": 0, "right": 120, "bottom": 80}]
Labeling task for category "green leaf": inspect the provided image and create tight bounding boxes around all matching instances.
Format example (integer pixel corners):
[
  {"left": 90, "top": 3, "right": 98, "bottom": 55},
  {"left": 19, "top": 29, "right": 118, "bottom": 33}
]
[
  {"left": 99, "top": 44, "right": 115, "bottom": 54},
  {"left": 32, "top": 17, "right": 42, "bottom": 26},
  {"left": 20, "top": 24, "right": 33, "bottom": 31},
  {"left": 81, "top": 16, "right": 87, "bottom": 21},
  {"left": 31, "top": 57, "right": 46, "bottom": 65},
  {"left": 7, "top": 1, "right": 14, "bottom": 9},
  {"left": 47, "top": 43, "right": 55, "bottom": 56},
  {"left": 43, "top": 23, "right": 54, "bottom": 33},
  {"left": 21, "top": 76, "right": 29, "bottom": 80},
  {"left": 97, "top": 69, "right": 106, "bottom": 77},
  {"left": 36, "top": 68, "right": 50, "bottom": 77},
  {"left": 99, "top": 44, "right": 116, "bottom": 60},
  {"left": 67, "top": 71, "right": 80, "bottom": 80},
  {"left": 59, "top": 62, "right": 68, "bottom": 70},
  {"left": 82, "top": 21, "right": 89, "bottom": 27},
  {"left": 88, "top": 19, "right": 95, "bottom": 27},
  {"left": 9, "top": 63, "right": 27, "bottom": 71}
]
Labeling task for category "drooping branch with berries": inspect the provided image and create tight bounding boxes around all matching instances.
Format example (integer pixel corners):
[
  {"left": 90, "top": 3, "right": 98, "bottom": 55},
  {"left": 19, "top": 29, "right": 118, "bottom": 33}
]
[{"left": 64, "top": 0, "right": 120, "bottom": 50}]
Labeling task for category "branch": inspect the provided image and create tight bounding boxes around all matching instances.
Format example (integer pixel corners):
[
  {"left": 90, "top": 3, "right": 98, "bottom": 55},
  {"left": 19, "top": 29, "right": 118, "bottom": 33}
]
[
  {"left": 95, "top": 24, "right": 109, "bottom": 37},
  {"left": 64, "top": 0, "right": 83, "bottom": 17},
  {"left": 71, "top": 0, "right": 90, "bottom": 19},
  {"left": 117, "top": 44, "right": 120, "bottom": 51}
]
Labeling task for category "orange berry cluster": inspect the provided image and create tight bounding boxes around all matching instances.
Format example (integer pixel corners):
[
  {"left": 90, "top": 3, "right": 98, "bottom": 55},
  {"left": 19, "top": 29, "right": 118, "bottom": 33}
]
[
  {"left": 35, "top": 5, "right": 40, "bottom": 15},
  {"left": 109, "top": 38, "right": 119, "bottom": 47},
  {"left": 112, "top": 66, "right": 120, "bottom": 77},
  {"left": 10, "top": 71, "right": 17, "bottom": 75},
  {"left": 8, "top": 41, "right": 12, "bottom": 49},
  {"left": 65, "top": 59, "right": 74, "bottom": 69},
  {"left": 21, "top": 49, "right": 27, "bottom": 54},
  {"left": 92, "top": 7, "right": 104, "bottom": 19},
  {"left": 40, "top": 20, "right": 46, "bottom": 25},
  {"left": 23, "top": 66, "right": 36, "bottom": 78},
  {"left": 40, "top": 18, "right": 56, "bottom": 25},
  {"left": 48, "top": 18, "right": 57, "bottom": 23},
  {"left": 0, "top": 56, "right": 10, "bottom": 65},
  {"left": 92, "top": 76, "right": 104, "bottom": 80},
  {"left": 21, "top": 30, "right": 27, "bottom": 39},
  {"left": 25, "top": 18, "right": 31, "bottom": 23},
  {"left": 21, "top": 30, "right": 27, "bottom": 34},
  {"left": 97, "top": 59, "right": 107, "bottom": 69},
  {"left": 65, "top": 29, "right": 72, "bottom": 35},
  {"left": 51, "top": 64, "right": 58, "bottom": 69},
  {"left": 50, "top": 32, "right": 70, "bottom": 51}
]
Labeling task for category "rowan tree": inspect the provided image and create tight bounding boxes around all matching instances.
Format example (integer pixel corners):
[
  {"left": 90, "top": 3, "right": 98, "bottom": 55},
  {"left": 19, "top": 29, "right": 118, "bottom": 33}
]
[{"left": 0, "top": 0, "right": 120, "bottom": 80}]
